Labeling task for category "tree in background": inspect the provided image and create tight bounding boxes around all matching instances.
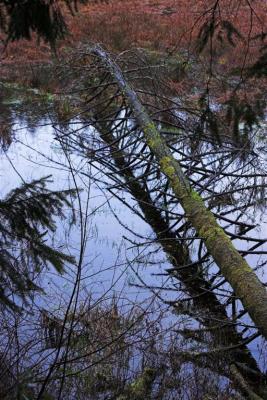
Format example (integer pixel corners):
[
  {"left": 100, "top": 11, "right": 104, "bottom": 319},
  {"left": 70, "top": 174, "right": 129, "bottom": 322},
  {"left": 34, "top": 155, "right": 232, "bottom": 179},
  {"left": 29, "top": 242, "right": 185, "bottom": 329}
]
[{"left": 0, "top": 0, "right": 89, "bottom": 45}]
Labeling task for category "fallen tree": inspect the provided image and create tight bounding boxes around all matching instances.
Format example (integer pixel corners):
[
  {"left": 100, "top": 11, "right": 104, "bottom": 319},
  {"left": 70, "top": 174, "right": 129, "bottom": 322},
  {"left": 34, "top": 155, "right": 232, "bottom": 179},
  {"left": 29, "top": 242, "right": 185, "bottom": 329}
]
[
  {"left": 88, "top": 44, "right": 267, "bottom": 340},
  {"left": 86, "top": 117, "right": 266, "bottom": 399}
]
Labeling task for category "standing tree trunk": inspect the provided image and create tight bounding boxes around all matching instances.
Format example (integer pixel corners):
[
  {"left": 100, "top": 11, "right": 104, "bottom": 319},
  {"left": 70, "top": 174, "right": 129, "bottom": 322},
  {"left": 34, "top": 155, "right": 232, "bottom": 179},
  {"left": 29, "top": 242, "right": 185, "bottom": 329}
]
[{"left": 89, "top": 44, "right": 267, "bottom": 340}]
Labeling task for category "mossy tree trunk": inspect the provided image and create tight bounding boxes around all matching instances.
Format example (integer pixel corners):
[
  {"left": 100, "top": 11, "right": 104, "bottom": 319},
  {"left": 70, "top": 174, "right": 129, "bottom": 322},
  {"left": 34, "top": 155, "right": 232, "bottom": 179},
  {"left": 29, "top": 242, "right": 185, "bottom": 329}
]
[
  {"left": 92, "top": 117, "right": 266, "bottom": 399},
  {"left": 89, "top": 44, "right": 267, "bottom": 340}
]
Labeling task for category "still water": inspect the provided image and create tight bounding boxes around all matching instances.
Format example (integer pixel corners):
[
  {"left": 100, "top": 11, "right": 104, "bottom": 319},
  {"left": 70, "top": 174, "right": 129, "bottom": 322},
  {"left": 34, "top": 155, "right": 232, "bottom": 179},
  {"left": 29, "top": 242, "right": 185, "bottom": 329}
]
[{"left": 0, "top": 94, "right": 266, "bottom": 369}]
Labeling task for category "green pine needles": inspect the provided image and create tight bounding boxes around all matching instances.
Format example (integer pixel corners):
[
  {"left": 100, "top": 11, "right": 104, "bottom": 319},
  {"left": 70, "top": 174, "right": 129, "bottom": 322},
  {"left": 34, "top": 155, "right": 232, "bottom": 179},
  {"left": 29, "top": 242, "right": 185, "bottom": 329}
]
[{"left": 0, "top": 175, "right": 78, "bottom": 310}]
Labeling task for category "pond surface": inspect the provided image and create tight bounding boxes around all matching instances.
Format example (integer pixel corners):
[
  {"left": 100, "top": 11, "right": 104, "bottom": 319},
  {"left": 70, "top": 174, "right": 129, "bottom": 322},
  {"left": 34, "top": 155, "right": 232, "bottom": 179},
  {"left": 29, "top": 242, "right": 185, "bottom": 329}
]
[
  {"left": 1, "top": 91, "right": 267, "bottom": 371},
  {"left": 0, "top": 113, "right": 167, "bottom": 307}
]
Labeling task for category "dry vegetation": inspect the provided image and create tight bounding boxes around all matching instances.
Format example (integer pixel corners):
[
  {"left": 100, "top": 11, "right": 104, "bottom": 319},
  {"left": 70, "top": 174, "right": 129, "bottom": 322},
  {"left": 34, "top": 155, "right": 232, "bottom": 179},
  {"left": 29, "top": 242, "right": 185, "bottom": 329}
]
[{"left": 1, "top": 0, "right": 266, "bottom": 69}]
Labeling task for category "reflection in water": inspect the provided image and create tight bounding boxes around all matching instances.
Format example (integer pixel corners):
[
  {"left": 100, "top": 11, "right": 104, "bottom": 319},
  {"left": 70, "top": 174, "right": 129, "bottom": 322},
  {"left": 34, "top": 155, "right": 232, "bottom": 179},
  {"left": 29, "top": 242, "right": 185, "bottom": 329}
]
[{"left": 0, "top": 83, "right": 267, "bottom": 398}]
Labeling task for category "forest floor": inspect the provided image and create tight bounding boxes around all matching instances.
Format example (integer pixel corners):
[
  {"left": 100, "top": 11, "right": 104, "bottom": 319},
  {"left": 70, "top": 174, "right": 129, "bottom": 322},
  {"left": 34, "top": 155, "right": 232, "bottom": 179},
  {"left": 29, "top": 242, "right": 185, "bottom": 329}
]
[{"left": 0, "top": 0, "right": 265, "bottom": 77}]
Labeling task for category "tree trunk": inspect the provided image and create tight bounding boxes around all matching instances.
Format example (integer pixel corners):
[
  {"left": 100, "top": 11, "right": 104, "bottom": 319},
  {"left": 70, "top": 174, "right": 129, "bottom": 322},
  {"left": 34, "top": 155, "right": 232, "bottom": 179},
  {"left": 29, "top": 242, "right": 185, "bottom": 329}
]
[
  {"left": 91, "top": 118, "right": 266, "bottom": 399},
  {"left": 88, "top": 44, "right": 267, "bottom": 340}
]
